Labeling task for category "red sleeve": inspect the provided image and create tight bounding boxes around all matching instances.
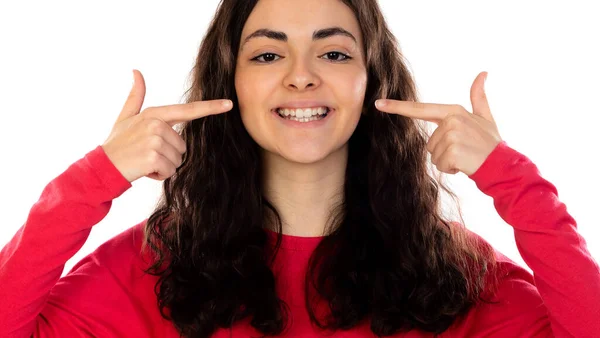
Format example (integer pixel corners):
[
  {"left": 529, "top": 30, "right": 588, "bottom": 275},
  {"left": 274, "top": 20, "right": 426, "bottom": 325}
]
[
  {"left": 458, "top": 140, "right": 600, "bottom": 337},
  {"left": 0, "top": 146, "right": 135, "bottom": 337}
]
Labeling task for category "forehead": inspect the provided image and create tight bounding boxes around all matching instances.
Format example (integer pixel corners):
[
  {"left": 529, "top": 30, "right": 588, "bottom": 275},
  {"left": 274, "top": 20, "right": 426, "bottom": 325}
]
[{"left": 241, "top": 0, "right": 362, "bottom": 42}]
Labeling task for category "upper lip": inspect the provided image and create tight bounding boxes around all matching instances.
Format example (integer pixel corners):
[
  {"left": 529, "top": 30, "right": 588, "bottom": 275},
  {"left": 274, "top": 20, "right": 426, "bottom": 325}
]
[{"left": 274, "top": 101, "right": 332, "bottom": 110}]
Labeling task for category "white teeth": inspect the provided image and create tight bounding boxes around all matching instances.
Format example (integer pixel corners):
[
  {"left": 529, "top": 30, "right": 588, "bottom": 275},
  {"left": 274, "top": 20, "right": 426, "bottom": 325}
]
[{"left": 277, "top": 107, "right": 328, "bottom": 118}]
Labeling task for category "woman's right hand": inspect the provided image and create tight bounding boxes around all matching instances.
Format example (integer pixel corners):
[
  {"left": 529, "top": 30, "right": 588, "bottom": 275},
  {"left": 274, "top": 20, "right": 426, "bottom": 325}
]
[{"left": 102, "top": 69, "right": 233, "bottom": 183}]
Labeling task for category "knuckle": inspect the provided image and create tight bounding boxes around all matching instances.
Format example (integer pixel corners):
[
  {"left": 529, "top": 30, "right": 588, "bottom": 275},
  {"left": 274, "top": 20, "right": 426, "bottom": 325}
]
[
  {"left": 188, "top": 101, "right": 203, "bottom": 114},
  {"left": 149, "top": 135, "right": 165, "bottom": 150},
  {"left": 447, "top": 144, "right": 461, "bottom": 158},
  {"left": 446, "top": 130, "right": 460, "bottom": 143},
  {"left": 147, "top": 150, "right": 161, "bottom": 165},
  {"left": 452, "top": 104, "right": 465, "bottom": 113},
  {"left": 140, "top": 106, "right": 152, "bottom": 116},
  {"left": 448, "top": 112, "right": 461, "bottom": 121},
  {"left": 446, "top": 115, "right": 462, "bottom": 128},
  {"left": 146, "top": 119, "right": 164, "bottom": 134}
]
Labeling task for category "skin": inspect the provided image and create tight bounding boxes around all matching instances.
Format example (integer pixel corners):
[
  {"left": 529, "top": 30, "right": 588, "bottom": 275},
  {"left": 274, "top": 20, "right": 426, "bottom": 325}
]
[
  {"left": 235, "top": 0, "right": 368, "bottom": 236},
  {"left": 233, "top": 0, "right": 501, "bottom": 236},
  {"left": 375, "top": 72, "right": 502, "bottom": 176}
]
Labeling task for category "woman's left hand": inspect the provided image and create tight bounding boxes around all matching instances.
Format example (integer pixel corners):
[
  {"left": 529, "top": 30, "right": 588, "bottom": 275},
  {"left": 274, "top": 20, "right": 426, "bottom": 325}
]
[{"left": 374, "top": 71, "right": 503, "bottom": 176}]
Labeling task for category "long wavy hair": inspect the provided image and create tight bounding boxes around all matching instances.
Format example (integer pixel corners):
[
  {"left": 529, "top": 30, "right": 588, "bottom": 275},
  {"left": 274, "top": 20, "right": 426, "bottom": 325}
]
[{"left": 141, "top": 0, "right": 499, "bottom": 337}]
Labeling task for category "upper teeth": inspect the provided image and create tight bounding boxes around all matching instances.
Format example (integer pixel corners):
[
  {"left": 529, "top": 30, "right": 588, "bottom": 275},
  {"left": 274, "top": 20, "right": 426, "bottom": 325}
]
[{"left": 277, "top": 107, "right": 328, "bottom": 117}]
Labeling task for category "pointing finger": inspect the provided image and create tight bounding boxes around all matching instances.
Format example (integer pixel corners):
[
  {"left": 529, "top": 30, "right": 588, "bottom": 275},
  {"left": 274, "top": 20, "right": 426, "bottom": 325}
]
[
  {"left": 375, "top": 100, "right": 455, "bottom": 125},
  {"left": 143, "top": 99, "right": 233, "bottom": 127}
]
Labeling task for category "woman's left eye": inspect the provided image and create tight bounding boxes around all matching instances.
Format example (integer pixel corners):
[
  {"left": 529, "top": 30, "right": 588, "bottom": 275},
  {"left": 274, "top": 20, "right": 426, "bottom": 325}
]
[{"left": 321, "top": 51, "right": 352, "bottom": 62}]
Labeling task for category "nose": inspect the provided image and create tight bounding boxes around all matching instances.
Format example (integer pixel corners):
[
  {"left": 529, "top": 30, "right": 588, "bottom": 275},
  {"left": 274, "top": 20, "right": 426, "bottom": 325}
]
[{"left": 282, "top": 56, "right": 321, "bottom": 91}]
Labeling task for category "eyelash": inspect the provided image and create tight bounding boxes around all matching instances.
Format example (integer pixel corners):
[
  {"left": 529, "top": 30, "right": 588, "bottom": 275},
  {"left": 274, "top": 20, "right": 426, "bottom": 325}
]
[{"left": 250, "top": 51, "right": 352, "bottom": 63}]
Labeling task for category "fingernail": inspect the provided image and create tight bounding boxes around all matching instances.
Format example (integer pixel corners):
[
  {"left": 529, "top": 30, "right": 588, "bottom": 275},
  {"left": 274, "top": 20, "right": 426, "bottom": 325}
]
[
  {"left": 375, "top": 100, "right": 387, "bottom": 108},
  {"left": 222, "top": 100, "right": 232, "bottom": 108},
  {"left": 484, "top": 72, "right": 488, "bottom": 89}
]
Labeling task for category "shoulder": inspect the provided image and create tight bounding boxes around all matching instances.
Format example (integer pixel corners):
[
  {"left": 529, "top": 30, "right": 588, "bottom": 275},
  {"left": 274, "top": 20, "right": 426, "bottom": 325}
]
[
  {"left": 46, "top": 219, "right": 170, "bottom": 336},
  {"left": 446, "top": 222, "right": 551, "bottom": 336},
  {"left": 453, "top": 221, "right": 537, "bottom": 292},
  {"left": 67, "top": 218, "right": 153, "bottom": 281}
]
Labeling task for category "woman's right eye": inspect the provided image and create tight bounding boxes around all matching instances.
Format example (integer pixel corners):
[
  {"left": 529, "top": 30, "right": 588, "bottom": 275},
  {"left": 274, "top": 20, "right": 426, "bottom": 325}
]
[{"left": 251, "top": 53, "right": 281, "bottom": 63}]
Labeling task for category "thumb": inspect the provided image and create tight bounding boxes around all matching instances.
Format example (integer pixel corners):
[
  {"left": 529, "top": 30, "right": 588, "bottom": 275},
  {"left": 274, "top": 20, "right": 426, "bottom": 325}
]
[
  {"left": 116, "top": 69, "right": 146, "bottom": 124},
  {"left": 470, "top": 71, "right": 495, "bottom": 123}
]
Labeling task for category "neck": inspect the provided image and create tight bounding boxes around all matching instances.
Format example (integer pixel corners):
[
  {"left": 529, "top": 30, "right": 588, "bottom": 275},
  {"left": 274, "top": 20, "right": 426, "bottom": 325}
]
[{"left": 261, "top": 144, "right": 347, "bottom": 237}]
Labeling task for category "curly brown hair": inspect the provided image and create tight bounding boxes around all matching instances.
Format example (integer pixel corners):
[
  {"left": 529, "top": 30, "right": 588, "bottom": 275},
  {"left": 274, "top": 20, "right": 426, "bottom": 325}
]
[{"left": 141, "top": 0, "right": 499, "bottom": 337}]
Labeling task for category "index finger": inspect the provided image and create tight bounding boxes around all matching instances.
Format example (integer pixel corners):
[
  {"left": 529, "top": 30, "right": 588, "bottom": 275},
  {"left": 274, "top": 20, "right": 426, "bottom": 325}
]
[
  {"left": 375, "top": 100, "right": 451, "bottom": 124},
  {"left": 144, "top": 99, "right": 233, "bottom": 126}
]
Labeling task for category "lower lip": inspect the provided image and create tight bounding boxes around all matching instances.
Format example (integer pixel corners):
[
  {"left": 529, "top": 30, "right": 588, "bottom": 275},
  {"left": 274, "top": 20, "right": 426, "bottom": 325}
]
[{"left": 271, "top": 109, "right": 334, "bottom": 128}]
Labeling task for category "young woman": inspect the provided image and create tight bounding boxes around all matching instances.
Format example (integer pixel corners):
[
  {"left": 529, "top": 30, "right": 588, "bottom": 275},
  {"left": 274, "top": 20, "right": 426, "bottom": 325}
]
[{"left": 1, "top": 0, "right": 598, "bottom": 337}]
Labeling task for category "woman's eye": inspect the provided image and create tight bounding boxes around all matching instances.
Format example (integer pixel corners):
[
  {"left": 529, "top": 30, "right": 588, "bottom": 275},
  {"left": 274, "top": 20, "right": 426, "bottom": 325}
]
[
  {"left": 251, "top": 53, "right": 281, "bottom": 63},
  {"left": 251, "top": 51, "right": 352, "bottom": 64},
  {"left": 321, "top": 51, "right": 352, "bottom": 62}
]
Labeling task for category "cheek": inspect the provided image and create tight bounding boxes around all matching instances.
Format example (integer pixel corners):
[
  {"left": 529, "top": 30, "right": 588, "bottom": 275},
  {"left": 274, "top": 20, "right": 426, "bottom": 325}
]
[
  {"left": 234, "top": 69, "right": 253, "bottom": 111},
  {"left": 235, "top": 68, "right": 279, "bottom": 112},
  {"left": 335, "top": 70, "right": 368, "bottom": 113},
  {"left": 234, "top": 68, "right": 276, "bottom": 148}
]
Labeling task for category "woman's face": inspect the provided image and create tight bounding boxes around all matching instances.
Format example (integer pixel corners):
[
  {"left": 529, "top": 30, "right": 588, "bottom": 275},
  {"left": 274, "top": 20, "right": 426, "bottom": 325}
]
[{"left": 235, "top": 0, "right": 367, "bottom": 164}]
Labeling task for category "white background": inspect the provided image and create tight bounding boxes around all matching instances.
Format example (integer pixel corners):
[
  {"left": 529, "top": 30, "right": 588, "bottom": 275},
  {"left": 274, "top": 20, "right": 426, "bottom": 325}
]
[{"left": 0, "top": 1, "right": 598, "bottom": 276}]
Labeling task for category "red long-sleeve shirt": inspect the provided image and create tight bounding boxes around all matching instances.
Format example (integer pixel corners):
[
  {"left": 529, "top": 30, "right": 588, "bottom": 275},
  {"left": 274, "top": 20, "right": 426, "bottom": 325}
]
[{"left": 1, "top": 141, "right": 599, "bottom": 337}]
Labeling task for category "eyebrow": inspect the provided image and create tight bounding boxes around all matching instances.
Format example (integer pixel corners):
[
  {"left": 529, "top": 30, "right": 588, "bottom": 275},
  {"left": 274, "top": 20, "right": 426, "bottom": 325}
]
[{"left": 241, "top": 26, "right": 357, "bottom": 50}]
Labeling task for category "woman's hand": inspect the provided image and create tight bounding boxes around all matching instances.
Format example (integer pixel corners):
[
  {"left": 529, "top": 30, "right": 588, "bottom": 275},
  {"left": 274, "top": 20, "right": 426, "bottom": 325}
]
[
  {"left": 102, "top": 69, "right": 233, "bottom": 183},
  {"left": 374, "top": 71, "right": 502, "bottom": 176}
]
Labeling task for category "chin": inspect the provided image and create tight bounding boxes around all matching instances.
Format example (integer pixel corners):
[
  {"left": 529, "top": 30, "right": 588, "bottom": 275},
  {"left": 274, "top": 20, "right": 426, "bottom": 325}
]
[
  {"left": 282, "top": 154, "right": 329, "bottom": 165},
  {"left": 280, "top": 149, "right": 330, "bottom": 164}
]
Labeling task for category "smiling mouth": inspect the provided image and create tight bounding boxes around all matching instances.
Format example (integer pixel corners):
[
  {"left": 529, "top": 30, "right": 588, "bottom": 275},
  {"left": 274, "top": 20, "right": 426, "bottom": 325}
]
[{"left": 274, "top": 107, "right": 331, "bottom": 122}]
